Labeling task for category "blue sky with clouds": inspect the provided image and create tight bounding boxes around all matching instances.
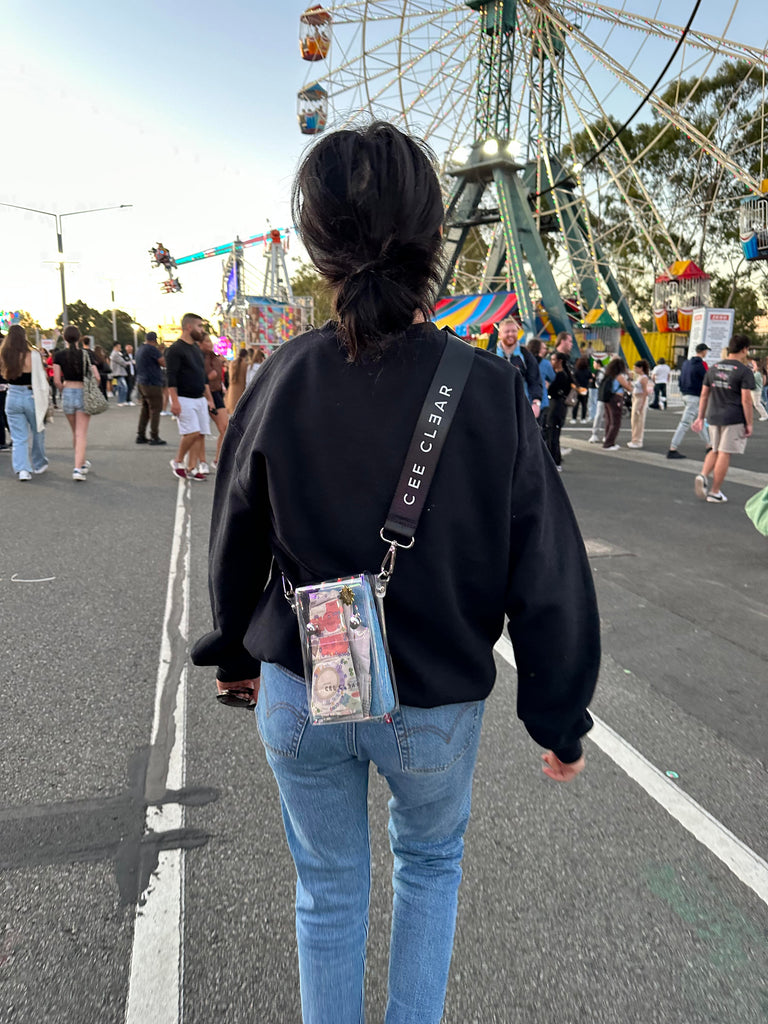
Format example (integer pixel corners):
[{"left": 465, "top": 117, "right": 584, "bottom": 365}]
[{"left": 1, "top": 0, "right": 763, "bottom": 331}]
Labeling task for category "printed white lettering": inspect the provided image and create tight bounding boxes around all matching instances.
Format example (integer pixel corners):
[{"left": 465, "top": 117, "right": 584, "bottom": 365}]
[
  {"left": 439, "top": 385, "right": 453, "bottom": 397},
  {"left": 424, "top": 428, "right": 437, "bottom": 439},
  {"left": 420, "top": 440, "right": 433, "bottom": 453},
  {"left": 407, "top": 477, "right": 421, "bottom": 490},
  {"left": 403, "top": 493, "right": 415, "bottom": 506},
  {"left": 428, "top": 413, "right": 442, "bottom": 425},
  {"left": 412, "top": 463, "right": 425, "bottom": 476},
  {"left": 434, "top": 400, "right": 447, "bottom": 412}
]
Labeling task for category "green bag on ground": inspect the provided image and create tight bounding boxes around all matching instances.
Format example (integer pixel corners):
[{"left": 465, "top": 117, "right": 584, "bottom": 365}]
[{"left": 745, "top": 485, "right": 768, "bottom": 536}]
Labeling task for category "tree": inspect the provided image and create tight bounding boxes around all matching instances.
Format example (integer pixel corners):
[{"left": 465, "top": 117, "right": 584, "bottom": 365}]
[
  {"left": 710, "top": 275, "right": 764, "bottom": 336},
  {"left": 56, "top": 300, "right": 144, "bottom": 348},
  {"left": 291, "top": 261, "right": 334, "bottom": 326},
  {"left": 567, "top": 63, "right": 768, "bottom": 313}
]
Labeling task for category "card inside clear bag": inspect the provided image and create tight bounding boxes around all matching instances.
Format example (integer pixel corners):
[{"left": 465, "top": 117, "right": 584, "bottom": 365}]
[{"left": 294, "top": 573, "right": 398, "bottom": 725}]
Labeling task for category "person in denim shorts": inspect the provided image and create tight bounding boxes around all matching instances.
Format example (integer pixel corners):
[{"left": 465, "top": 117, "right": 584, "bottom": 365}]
[
  {"left": 193, "top": 123, "right": 600, "bottom": 1024},
  {"left": 53, "top": 325, "right": 101, "bottom": 481}
]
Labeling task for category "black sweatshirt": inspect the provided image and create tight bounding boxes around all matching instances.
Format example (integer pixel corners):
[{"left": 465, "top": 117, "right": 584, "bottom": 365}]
[{"left": 191, "top": 322, "right": 600, "bottom": 762}]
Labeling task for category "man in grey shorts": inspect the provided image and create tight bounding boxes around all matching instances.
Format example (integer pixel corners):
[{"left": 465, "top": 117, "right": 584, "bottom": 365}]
[{"left": 692, "top": 333, "right": 755, "bottom": 503}]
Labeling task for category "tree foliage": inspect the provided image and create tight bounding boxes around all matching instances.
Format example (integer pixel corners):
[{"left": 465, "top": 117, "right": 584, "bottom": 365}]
[
  {"left": 55, "top": 301, "right": 145, "bottom": 348},
  {"left": 291, "top": 261, "right": 334, "bottom": 327},
  {"left": 567, "top": 62, "right": 768, "bottom": 316}
]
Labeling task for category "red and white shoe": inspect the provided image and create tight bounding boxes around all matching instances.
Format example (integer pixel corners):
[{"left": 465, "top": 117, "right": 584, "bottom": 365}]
[{"left": 170, "top": 460, "right": 187, "bottom": 480}]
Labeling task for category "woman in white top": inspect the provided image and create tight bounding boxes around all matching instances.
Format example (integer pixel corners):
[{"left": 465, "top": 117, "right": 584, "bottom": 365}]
[
  {"left": 649, "top": 357, "right": 670, "bottom": 409},
  {"left": 627, "top": 360, "right": 653, "bottom": 448}
]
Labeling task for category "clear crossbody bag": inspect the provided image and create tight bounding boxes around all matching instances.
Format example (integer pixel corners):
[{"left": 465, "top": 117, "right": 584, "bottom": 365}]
[{"left": 282, "top": 331, "right": 474, "bottom": 726}]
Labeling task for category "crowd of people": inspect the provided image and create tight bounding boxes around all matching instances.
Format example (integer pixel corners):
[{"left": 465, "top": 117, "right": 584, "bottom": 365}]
[
  {"left": 0, "top": 321, "right": 268, "bottom": 484},
  {"left": 488, "top": 321, "right": 765, "bottom": 503}
]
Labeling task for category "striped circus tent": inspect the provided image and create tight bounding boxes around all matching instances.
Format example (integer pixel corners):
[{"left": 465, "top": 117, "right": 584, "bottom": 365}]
[{"left": 432, "top": 292, "right": 519, "bottom": 336}]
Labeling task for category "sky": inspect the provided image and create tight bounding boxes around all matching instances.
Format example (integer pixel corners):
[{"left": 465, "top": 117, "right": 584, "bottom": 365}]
[{"left": 0, "top": 0, "right": 763, "bottom": 334}]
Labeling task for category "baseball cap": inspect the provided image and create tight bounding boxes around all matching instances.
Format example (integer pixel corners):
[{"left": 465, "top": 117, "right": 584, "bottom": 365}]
[
  {"left": 695, "top": 343, "right": 710, "bottom": 352},
  {"left": 146, "top": 331, "right": 158, "bottom": 341}
]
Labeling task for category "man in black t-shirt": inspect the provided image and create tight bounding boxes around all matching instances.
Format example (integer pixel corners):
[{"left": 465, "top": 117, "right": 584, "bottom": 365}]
[
  {"left": 692, "top": 334, "right": 754, "bottom": 503},
  {"left": 165, "top": 313, "right": 214, "bottom": 480}
]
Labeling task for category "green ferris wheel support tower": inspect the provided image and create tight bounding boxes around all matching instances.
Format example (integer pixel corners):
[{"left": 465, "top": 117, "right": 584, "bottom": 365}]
[{"left": 440, "top": 0, "right": 652, "bottom": 363}]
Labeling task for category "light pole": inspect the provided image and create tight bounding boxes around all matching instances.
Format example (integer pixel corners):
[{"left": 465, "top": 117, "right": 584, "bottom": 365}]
[{"left": 0, "top": 202, "right": 132, "bottom": 327}]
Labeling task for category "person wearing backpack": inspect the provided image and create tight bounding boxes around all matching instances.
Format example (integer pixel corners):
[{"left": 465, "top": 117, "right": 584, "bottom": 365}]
[
  {"left": 599, "top": 357, "right": 632, "bottom": 450},
  {"left": 667, "top": 343, "right": 711, "bottom": 459}
]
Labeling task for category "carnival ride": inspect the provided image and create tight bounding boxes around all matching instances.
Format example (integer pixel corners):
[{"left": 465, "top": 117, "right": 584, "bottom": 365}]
[
  {"left": 149, "top": 230, "right": 309, "bottom": 348},
  {"left": 296, "top": 2, "right": 768, "bottom": 356}
]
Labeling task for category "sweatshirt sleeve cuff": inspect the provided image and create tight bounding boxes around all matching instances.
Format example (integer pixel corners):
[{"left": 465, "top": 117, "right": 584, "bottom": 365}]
[
  {"left": 552, "top": 740, "right": 583, "bottom": 764},
  {"left": 191, "top": 630, "right": 261, "bottom": 682}
]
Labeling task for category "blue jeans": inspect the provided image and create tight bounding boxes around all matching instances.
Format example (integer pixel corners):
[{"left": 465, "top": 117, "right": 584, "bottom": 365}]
[
  {"left": 256, "top": 662, "right": 485, "bottom": 1024},
  {"left": 5, "top": 386, "right": 47, "bottom": 475},
  {"left": 115, "top": 377, "right": 128, "bottom": 403},
  {"left": 670, "top": 394, "right": 710, "bottom": 450}
]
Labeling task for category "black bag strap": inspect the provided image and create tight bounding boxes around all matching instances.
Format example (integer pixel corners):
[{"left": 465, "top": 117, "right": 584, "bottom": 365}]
[{"left": 382, "top": 330, "right": 474, "bottom": 546}]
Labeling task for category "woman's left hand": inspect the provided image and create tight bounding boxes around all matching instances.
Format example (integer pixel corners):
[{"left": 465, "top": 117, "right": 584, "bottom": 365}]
[{"left": 216, "top": 677, "right": 260, "bottom": 708}]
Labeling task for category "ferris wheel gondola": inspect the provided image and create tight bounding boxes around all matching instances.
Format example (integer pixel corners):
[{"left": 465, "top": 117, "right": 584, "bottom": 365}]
[{"left": 739, "top": 180, "right": 768, "bottom": 261}]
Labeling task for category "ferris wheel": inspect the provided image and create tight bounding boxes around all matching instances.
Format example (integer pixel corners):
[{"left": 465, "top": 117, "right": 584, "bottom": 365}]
[{"left": 297, "top": 1, "right": 768, "bottom": 356}]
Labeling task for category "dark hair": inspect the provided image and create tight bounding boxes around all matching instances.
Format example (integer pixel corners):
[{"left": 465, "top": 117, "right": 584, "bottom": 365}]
[
  {"left": 63, "top": 325, "right": 81, "bottom": 347},
  {"left": 575, "top": 355, "right": 589, "bottom": 371},
  {"left": 525, "top": 337, "right": 542, "bottom": 358},
  {"left": 0, "top": 324, "right": 30, "bottom": 380},
  {"left": 657, "top": 357, "right": 666, "bottom": 365},
  {"left": 292, "top": 121, "right": 444, "bottom": 362},
  {"left": 634, "top": 359, "right": 650, "bottom": 375},
  {"left": 728, "top": 333, "right": 751, "bottom": 355},
  {"left": 551, "top": 350, "right": 567, "bottom": 368},
  {"left": 93, "top": 345, "right": 107, "bottom": 363},
  {"left": 182, "top": 312, "right": 203, "bottom": 330},
  {"left": 604, "top": 357, "right": 627, "bottom": 381}
]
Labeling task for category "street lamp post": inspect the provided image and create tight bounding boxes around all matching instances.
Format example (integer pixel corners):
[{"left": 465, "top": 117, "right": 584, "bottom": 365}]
[{"left": 0, "top": 202, "right": 132, "bottom": 327}]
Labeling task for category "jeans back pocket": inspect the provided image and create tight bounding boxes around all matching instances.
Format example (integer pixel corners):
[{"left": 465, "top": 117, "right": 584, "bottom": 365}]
[
  {"left": 256, "top": 663, "right": 309, "bottom": 759},
  {"left": 393, "top": 702, "right": 483, "bottom": 774}
]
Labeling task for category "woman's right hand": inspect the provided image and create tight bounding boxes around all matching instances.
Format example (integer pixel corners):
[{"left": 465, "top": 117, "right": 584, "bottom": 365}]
[{"left": 541, "top": 751, "right": 585, "bottom": 782}]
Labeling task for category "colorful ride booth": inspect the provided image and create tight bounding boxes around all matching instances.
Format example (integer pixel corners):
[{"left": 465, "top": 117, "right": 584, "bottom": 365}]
[
  {"left": 650, "top": 260, "right": 711, "bottom": 367},
  {"left": 244, "top": 299, "right": 306, "bottom": 353}
]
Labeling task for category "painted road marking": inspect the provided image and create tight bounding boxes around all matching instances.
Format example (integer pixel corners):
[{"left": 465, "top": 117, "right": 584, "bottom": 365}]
[
  {"left": 125, "top": 479, "right": 191, "bottom": 1024},
  {"left": 494, "top": 635, "right": 768, "bottom": 907}
]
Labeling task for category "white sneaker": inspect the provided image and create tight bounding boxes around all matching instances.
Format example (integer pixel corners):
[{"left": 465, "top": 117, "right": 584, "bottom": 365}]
[
  {"left": 626, "top": 442, "right": 642, "bottom": 449},
  {"left": 80, "top": 461, "right": 91, "bottom": 474},
  {"left": 603, "top": 444, "right": 620, "bottom": 451},
  {"left": 694, "top": 474, "right": 708, "bottom": 500},
  {"left": 199, "top": 461, "right": 210, "bottom": 475},
  {"left": 72, "top": 468, "right": 87, "bottom": 482},
  {"left": 706, "top": 491, "right": 728, "bottom": 503},
  {"left": 18, "top": 470, "right": 31, "bottom": 481},
  {"left": 560, "top": 448, "right": 572, "bottom": 457},
  {"left": 33, "top": 463, "right": 49, "bottom": 474},
  {"left": 556, "top": 465, "right": 563, "bottom": 473},
  {"left": 588, "top": 437, "right": 601, "bottom": 444}
]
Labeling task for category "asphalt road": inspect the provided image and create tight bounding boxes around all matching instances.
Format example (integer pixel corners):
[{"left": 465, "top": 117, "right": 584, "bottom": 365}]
[{"left": 1, "top": 401, "right": 767, "bottom": 1024}]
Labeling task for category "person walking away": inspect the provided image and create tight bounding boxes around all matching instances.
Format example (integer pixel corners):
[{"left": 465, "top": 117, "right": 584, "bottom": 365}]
[
  {"left": 225, "top": 348, "right": 250, "bottom": 413},
  {"left": 124, "top": 343, "right": 137, "bottom": 405},
  {"left": 0, "top": 325, "right": 48, "bottom": 480},
  {"left": 45, "top": 350, "right": 58, "bottom": 408},
  {"left": 135, "top": 331, "right": 167, "bottom": 445},
  {"left": 627, "top": 360, "right": 652, "bottom": 448},
  {"left": 649, "top": 357, "right": 670, "bottom": 409},
  {"left": 191, "top": 121, "right": 599, "bottom": 1024},
  {"left": 0, "top": 344, "right": 9, "bottom": 452},
  {"left": 200, "top": 333, "right": 229, "bottom": 469},
  {"left": 165, "top": 314, "right": 215, "bottom": 480},
  {"left": 545, "top": 350, "right": 573, "bottom": 470},
  {"left": 667, "top": 342, "right": 711, "bottom": 458},
  {"left": 245, "top": 346, "right": 266, "bottom": 387},
  {"left": 93, "top": 346, "right": 111, "bottom": 399},
  {"left": 494, "top": 318, "right": 543, "bottom": 419},
  {"left": 53, "top": 325, "right": 100, "bottom": 481},
  {"left": 692, "top": 334, "right": 755, "bottom": 503},
  {"left": 571, "top": 355, "right": 591, "bottom": 423},
  {"left": 600, "top": 357, "right": 632, "bottom": 450},
  {"left": 527, "top": 337, "right": 552, "bottom": 432},
  {"left": 760, "top": 357, "right": 768, "bottom": 412},
  {"left": 110, "top": 343, "right": 129, "bottom": 405},
  {"left": 749, "top": 359, "right": 768, "bottom": 421}
]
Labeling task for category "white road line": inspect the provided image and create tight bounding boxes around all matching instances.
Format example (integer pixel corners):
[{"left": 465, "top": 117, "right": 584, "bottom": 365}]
[
  {"left": 125, "top": 479, "right": 191, "bottom": 1024},
  {"left": 493, "top": 636, "right": 768, "bottom": 907}
]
